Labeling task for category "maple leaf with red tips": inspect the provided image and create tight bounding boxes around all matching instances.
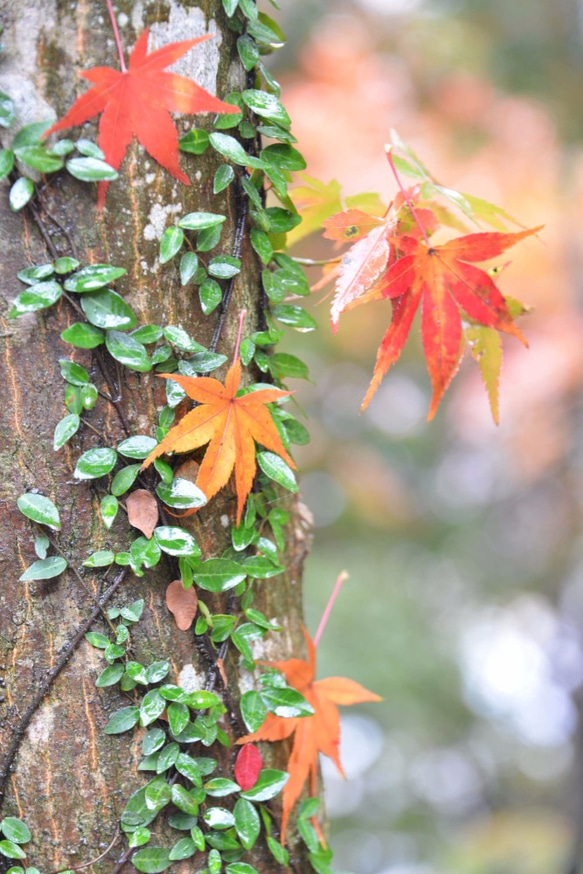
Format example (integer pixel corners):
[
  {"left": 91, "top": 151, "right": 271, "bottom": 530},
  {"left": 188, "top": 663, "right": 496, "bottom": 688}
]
[
  {"left": 359, "top": 227, "right": 542, "bottom": 417},
  {"left": 237, "top": 628, "right": 381, "bottom": 842},
  {"left": 142, "top": 359, "right": 295, "bottom": 523},
  {"left": 44, "top": 29, "right": 238, "bottom": 208}
]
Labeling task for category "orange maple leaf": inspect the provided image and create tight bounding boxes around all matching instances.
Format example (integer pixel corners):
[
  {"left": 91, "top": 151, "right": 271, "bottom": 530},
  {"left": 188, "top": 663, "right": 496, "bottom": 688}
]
[
  {"left": 44, "top": 29, "right": 237, "bottom": 207},
  {"left": 142, "top": 359, "right": 295, "bottom": 523},
  {"left": 237, "top": 628, "right": 381, "bottom": 842}
]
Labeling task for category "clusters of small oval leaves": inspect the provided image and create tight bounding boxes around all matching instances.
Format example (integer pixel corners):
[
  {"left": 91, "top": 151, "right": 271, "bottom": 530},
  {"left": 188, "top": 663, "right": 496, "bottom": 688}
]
[
  {"left": 0, "top": 97, "right": 118, "bottom": 212},
  {"left": 6, "top": 1, "right": 334, "bottom": 871}
]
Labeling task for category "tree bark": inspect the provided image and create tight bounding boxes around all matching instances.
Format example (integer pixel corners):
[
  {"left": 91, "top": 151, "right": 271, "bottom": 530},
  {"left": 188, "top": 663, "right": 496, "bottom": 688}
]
[{"left": 0, "top": 2, "right": 310, "bottom": 871}]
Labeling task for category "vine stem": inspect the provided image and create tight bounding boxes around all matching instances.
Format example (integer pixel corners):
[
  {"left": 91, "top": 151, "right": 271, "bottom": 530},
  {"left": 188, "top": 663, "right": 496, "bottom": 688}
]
[
  {"left": 105, "top": 0, "right": 127, "bottom": 72},
  {"left": 314, "top": 570, "right": 348, "bottom": 648},
  {"left": 385, "top": 144, "right": 430, "bottom": 246},
  {"left": 0, "top": 568, "right": 129, "bottom": 810},
  {"left": 48, "top": 829, "right": 120, "bottom": 874}
]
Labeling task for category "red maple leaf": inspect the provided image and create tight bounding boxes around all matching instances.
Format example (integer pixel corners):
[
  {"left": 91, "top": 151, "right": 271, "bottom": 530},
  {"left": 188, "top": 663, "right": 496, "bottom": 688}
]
[
  {"left": 359, "top": 228, "right": 541, "bottom": 417},
  {"left": 237, "top": 628, "right": 381, "bottom": 842},
  {"left": 44, "top": 29, "right": 238, "bottom": 207}
]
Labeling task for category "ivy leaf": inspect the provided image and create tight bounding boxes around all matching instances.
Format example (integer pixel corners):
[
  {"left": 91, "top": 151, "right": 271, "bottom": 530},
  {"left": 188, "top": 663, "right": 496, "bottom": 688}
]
[
  {"left": 44, "top": 30, "right": 238, "bottom": 207},
  {"left": 17, "top": 493, "right": 61, "bottom": 530},
  {"left": 142, "top": 359, "right": 295, "bottom": 523},
  {"left": 132, "top": 848, "right": 172, "bottom": 874}
]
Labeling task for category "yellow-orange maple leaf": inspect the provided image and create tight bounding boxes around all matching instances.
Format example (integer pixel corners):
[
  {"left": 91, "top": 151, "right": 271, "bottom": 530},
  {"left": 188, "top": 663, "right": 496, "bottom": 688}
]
[
  {"left": 237, "top": 628, "right": 381, "bottom": 842},
  {"left": 142, "top": 359, "right": 294, "bottom": 523}
]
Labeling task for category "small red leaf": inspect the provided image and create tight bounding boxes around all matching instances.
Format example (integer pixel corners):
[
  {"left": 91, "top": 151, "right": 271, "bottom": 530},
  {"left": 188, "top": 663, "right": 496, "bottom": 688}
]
[
  {"left": 235, "top": 743, "right": 262, "bottom": 791},
  {"left": 166, "top": 580, "right": 198, "bottom": 631},
  {"left": 126, "top": 489, "right": 159, "bottom": 538}
]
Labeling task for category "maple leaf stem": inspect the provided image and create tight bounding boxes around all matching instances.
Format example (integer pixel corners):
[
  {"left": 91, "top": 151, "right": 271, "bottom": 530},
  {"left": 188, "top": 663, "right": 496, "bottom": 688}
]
[
  {"left": 105, "top": 0, "right": 128, "bottom": 72},
  {"left": 385, "top": 145, "right": 430, "bottom": 246},
  {"left": 292, "top": 256, "right": 342, "bottom": 267},
  {"left": 314, "top": 570, "right": 349, "bottom": 648},
  {"left": 233, "top": 309, "right": 247, "bottom": 364}
]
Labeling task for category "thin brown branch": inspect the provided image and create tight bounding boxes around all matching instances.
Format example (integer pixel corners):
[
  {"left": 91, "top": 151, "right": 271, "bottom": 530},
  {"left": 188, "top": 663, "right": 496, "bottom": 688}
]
[{"left": 0, "top": 568, "right": 129, "bottom": 810}]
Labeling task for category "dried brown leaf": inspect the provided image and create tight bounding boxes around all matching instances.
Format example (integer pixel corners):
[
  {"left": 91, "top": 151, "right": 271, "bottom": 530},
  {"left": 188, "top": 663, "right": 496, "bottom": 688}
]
[
  {"left": 166, "top": 579, "right": 198, "bottom": 631},
  {"left": 127, "top": 489, "right": 159, "bottom": 539}
]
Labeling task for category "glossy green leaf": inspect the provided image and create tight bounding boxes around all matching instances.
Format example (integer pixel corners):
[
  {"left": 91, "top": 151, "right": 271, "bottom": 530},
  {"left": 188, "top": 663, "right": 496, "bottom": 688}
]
[
  {"left": 153, "top": 526, "right": 201, "bottom": 557},
  {"left": 213, "top": 164, "right": 235, "bottom": 193},
  {"left": 239, "top": 769, "right": 289, "bottom": 802},
  {"left": 192, "top": 559, "right": 247, "bottom": 592},
  {"left": 17, "top": 493, "right": 61, "bottom": 530},
  {"left": 0, "top": 819, "right": 30, "bottom": 845},
  {"left": 128, "top": 828, "right": 151, "bottom": 849},
  {"left": 237, "top": 34, "right": 259, "bottom": 71},
  {"left": 9, "top": 178, "right": 34, "bottom": 212},
  {"left": 179, "top": 252, "right": 199, "bottom": 285},
  {"left": 61, "top": 322, "right": 104, "bottom": 348},
  {"left": 178, "top": 212, "right": 226, "bottom": 231},
  {"left": 96, "top": 663, "right": 124, "bottom": 687},
  {"left": 257, "top": 451, "right": 298, "bottom": 492},
  {"left": 111, "top": 464, "right": 141, "bottom": 496},
  {"left": 242, "top": 556, "right": 284, "bottom": 579},
  {"left": 209, "top": 132, "right": 266, "bottom": 169},
  {"left": 65, "top": 264, "right": 126, "bottom": 292},
  {"left": 80, "top": 289, "right": 137, "bottom": 330},
  {"left": 159, "top": 226, "right": 184, "bottom": 264},
  {"left": 226, "top": 864, "right": 259, "bottom": 874},
  {"left": 250, "top": 228, "right": 273, "bottom": 265},
  {"left": 0, "top": 149, "right": 14, "bottom": 179},
  {"left": 171, "top": 785, "right": 199, "bottom": 816},
  {"left": 17, "top": 264, "right": 54, "bottom": 284},
  {"left": 233, "top": 798, "right": 260, "bottom": 851},
  {"left": 104, "top": 706, "right": 140, "bottom": 734},
  {"left": 15, "top": 145, "right": 63, "bottom": 173},
  {"left": 178, "top": 128, "right": 209, "bottom": 155},
  {"left": 100, "top": 494, "right": 118, "bottom": 529},
  {"left": 140, "top": 690, "right": 166, "bottom": 726},
  {"left": 203, "top": 808, "right": 235, "bottom": 830},
  {"left": 74, "top": 447, "right": 117, "bottom": 480},
  {"left": 132, "top": 848, "right": 172, "bottom": 874},
  {"left": 106, "top": 330, "right": 151, "bottom": 372},
  {"left": 83, "top": 550, "right": 115, "bottom": 568},
  {"left": 240, "top": 691, "right": 267, "bottom": 733},
  {"left": 131, "top": 324, "right": 163, "bottom": 344},
  {"left": 261, "top": 685, "right": 314, "bottom": 718},
  {"left": 59, "top": 358, "right": 90, "bottom": 385},
  {"left": 0, "top": 92, "right": 15, "bottom": 129},
  {"left": 66, "top": 156, "right": 118, "bottom": 181},
  {"left": 271, "top": 304, "right": 317, "bottom": 331},
  {"left": 242, "top": 89, "right": 290, "bottom": 128},
  {"left": 0, "top": 841, "right": 25, "bottom": 860},
  {"left": 208, "top": 255, "right": 241, "bottom": 279},
  {"left": 117, "top": 435, "right": 157, "bottom": 459},
  {"left": 163, "top": 325, "right": 203, "bottom": 353},
  {"left": 156, "top": 478, "right": 207, "bottom": 509},
  {"left": 169, "top": 839, "right": 196, "bottom": 861}
]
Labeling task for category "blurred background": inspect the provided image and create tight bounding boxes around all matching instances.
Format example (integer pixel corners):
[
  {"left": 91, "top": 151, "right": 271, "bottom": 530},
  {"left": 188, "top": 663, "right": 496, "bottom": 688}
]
[{"left": 265, "top": 0, "right": 583, "bottom": 872}]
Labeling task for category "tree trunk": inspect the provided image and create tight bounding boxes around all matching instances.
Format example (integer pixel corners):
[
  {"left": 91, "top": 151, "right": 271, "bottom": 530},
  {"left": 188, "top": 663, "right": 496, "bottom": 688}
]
[{"left": 0, "top": 2, "right": 311, "bottom": 871}]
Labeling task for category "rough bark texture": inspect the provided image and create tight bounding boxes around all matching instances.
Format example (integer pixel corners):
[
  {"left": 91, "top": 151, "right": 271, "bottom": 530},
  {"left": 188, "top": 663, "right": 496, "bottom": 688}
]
[{"left": 0, "top": 2, "right": 311, "bottom": 871}]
